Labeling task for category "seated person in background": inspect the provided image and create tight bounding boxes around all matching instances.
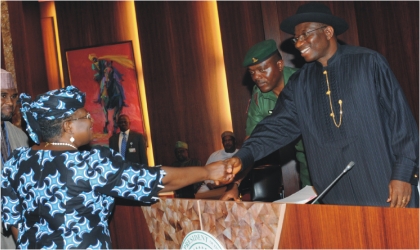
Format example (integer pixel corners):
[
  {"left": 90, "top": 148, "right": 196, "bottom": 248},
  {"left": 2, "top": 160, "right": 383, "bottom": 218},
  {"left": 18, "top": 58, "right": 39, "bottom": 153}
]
[
  {"left": 197, "top": 131, "right": 239, "bottom": 193},
  {"left": 171, "top": 141, "right": 202, "bottom": 198},
  {"left": 221, "top": 39, "right": 311, "bottom": 201},
  {"left": 1, "top": 86, "right": 239, "bottom": 249},
  {"left": 109, "top": 114, "right": 148, "bottom": 165}
]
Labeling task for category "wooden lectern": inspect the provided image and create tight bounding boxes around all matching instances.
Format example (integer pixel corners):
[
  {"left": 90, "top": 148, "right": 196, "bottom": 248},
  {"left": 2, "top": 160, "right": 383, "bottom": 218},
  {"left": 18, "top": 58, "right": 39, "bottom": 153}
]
[{"left": 109, "top": 198, "right": 419, "bottom": 249}]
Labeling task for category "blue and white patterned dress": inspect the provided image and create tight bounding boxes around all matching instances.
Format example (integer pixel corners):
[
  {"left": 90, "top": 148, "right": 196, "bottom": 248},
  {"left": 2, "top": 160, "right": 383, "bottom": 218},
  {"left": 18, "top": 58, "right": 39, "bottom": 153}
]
[{"left": 1, "top": 146, "right": 165, "bottom": 249}]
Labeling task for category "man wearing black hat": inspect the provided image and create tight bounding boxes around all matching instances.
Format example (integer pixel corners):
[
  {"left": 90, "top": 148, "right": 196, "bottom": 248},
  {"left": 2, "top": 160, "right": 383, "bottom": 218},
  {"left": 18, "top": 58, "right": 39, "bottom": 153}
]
[{"left": 227, "top": 2, "right": 419, "bottom": 207}]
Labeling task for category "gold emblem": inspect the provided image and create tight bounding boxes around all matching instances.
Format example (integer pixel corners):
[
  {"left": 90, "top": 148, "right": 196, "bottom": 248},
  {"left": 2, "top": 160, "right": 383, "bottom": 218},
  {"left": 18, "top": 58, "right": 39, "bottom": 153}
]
[{"left": 252, "top": 57, "right": 258, "bottom": 63}]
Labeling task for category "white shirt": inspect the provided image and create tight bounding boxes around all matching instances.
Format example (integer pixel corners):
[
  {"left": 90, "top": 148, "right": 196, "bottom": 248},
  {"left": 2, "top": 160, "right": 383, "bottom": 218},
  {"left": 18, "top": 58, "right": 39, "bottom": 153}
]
[
  {"left": 197, "top": 148, "right": 239, "bottom": 193},
  {"left": 118, "top": 129, "right": 130, "bottom": 153}
]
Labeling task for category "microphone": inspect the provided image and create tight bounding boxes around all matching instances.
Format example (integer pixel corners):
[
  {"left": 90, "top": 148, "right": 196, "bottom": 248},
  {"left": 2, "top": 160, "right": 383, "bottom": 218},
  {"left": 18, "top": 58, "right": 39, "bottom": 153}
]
[{"left": 311, "top": 161, "right": 355, "bottom": 204}]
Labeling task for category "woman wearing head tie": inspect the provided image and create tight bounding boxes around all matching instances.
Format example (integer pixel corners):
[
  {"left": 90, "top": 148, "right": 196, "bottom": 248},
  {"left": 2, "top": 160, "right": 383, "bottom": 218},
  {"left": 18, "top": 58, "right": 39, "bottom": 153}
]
[{"left": 1, "top": 86, "right": 239, "bottom": 249}]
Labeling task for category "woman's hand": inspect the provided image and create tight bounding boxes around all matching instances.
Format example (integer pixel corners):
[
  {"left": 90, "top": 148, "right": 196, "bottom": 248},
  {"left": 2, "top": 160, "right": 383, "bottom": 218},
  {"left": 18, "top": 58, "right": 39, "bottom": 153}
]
[{"left": 160, "top": 157, "right": 242, "bottom": 192}]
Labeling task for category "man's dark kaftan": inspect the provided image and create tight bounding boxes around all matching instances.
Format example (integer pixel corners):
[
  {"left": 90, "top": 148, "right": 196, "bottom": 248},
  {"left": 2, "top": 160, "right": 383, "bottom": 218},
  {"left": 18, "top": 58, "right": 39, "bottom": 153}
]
[{"left": 235, "top": 44, "right": 419, "bottom": 207}]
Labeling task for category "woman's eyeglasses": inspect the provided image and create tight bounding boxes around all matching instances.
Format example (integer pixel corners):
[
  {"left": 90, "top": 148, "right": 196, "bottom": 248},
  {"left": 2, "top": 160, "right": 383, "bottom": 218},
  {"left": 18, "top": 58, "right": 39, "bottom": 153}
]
[{"left": 67, "top": 112, "right": 92, "bottom": 121}]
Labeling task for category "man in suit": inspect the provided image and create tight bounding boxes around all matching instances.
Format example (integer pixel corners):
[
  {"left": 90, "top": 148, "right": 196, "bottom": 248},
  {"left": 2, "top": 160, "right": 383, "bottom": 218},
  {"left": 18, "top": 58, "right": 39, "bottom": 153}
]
[
  {"left": 1, "top": 69, "right": 29, "bottom": 249},
  {"left": 109, "top": 114, "right": 148, "bottom": 165}
]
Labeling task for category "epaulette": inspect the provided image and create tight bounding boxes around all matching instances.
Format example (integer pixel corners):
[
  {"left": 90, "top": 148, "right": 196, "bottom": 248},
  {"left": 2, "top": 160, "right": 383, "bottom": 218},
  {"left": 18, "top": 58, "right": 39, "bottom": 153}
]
[
  {"left": 245, "top": 99, "right": 251, "bottom": 114},
  {"left": 253, "top": 92, "right": 259, "bottom": 107}
]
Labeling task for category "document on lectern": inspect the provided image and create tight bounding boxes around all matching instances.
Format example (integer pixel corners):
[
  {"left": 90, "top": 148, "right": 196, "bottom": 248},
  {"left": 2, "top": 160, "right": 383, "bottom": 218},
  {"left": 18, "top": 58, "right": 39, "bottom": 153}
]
[{"left": 273, "top": 186, "right": 317, "bottom": 204}]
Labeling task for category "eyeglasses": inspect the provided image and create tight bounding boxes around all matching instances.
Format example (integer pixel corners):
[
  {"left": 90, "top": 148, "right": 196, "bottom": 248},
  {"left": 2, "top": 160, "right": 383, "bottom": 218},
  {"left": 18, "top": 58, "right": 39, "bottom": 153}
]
[
  {"left": 292, "top": 26, "right": 327, "bottom": 44},
  {"left": 67, "top": 112, "right": 92, "bottom": 121}
]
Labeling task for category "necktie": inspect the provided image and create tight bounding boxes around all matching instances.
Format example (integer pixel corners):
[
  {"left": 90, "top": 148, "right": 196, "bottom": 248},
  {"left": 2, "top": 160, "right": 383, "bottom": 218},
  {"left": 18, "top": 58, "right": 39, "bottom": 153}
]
[{"left": 121, "top": 132, "right": 127, "bottom": 158}]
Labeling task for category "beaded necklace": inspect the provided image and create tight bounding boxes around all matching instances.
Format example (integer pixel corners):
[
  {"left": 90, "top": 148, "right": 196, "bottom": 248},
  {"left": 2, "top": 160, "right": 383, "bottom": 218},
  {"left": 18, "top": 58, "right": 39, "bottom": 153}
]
[
  {"left": 45, "top": 142, "right": 77, "bottom": 150},
  {"left": 323, "top": 70, "right": 343, "bottom": 128}
]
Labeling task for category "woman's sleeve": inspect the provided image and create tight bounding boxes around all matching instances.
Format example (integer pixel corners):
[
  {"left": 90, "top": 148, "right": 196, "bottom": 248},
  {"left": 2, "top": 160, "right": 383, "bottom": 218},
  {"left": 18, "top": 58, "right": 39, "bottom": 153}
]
[
  {"left": 87, "top": 146, "right": 166, "bottom": 204},
  {"left": 1, "top": 152, "right": 23, "bottom": 230}
]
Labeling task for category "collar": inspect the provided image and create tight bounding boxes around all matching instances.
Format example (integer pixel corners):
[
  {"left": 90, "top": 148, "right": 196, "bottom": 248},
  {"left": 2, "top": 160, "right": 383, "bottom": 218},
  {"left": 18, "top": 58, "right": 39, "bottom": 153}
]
[
  {"left": 120, "top": 129, "right": 130, "bottom": 136},
  {"left": 327, "top": 42, "right": 344, "bottom": 65},
  {"left": 224, "top": 148, "right": 238, "bottom": 154},
  {"left": 253, "top": 85, "right": 278, "bottom": 101},
  {"left": 315, "top": 42, "right": 344, "bottom": 68}
]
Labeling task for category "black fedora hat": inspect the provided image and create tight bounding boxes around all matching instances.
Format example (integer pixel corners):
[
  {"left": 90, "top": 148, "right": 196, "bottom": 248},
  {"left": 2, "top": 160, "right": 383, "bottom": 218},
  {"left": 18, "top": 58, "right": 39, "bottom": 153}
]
[{"left": 280, "top": 2, "right": 348, "bottom": 35}]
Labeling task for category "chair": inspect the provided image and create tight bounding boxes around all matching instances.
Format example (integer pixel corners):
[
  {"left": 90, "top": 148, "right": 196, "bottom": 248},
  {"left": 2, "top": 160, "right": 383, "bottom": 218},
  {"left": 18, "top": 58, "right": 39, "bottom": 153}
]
[
  {"left": 250, "top": 159, "right": 300, "bottom": 202},
  {"left": 278, "top": 159, "right": 300, "bottom": 197},
  {"left": 250, "top": 164, "right": 284, "bottom": 202}
]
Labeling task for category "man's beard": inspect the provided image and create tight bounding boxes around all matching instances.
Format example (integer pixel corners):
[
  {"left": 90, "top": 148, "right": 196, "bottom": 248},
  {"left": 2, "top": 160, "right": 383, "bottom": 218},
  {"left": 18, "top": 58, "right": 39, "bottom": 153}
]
[
  {"left": 1, "top": 113, "right": 13, "bottom": 121},
  {"left": 224, "top": 146, "right": 235, "bottom": 153}
]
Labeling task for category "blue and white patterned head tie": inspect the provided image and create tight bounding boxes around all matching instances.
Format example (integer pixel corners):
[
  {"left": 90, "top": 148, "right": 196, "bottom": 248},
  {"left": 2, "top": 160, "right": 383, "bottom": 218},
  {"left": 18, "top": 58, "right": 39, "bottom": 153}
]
[{"left": 20, "top": 85, "right": 86, "bottom": 144}]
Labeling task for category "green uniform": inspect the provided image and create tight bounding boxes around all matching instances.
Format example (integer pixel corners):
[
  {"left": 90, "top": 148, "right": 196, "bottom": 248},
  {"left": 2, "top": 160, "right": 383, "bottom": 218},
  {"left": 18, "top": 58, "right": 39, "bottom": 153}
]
[{"left": 245, "top": 66, "right": 311, "bottom": 187}]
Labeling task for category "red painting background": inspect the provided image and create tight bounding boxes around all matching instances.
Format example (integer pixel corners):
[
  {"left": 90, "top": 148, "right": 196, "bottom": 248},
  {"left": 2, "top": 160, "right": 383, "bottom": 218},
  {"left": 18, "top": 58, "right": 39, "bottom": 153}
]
[{"left": 66, "top": 41, "right": 145, "bottom": 146}]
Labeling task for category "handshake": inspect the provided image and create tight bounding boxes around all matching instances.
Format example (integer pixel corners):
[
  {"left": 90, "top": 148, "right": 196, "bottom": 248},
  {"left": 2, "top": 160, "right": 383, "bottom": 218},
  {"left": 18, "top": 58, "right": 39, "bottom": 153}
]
[
  {"left": 204, "top": 157, "right": 243, "bottom": 186},
  {"left": 160, "top": 158, "right": 243, "bottom": 193}
]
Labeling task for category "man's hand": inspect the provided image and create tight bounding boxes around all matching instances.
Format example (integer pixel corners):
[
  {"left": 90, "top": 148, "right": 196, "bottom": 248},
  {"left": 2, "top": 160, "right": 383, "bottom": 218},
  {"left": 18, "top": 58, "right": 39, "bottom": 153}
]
[
  {"left": 224, "top": 157, "right": 242, "bottom": 175},
  {"left": 220, "top": 183, "right": 241, "bottom": 201},
  {"left": 204, "top": 160, "right": 235, "bottom": 185},
  {"left": 387, "top": 180, "right": 412, "bottom": 207}
]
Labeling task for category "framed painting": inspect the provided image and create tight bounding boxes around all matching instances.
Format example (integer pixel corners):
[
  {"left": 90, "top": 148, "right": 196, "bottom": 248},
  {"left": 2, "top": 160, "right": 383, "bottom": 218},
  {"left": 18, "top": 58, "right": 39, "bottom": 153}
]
[{"left": 66, "top": 41, "right": 145, "bottom": 147}]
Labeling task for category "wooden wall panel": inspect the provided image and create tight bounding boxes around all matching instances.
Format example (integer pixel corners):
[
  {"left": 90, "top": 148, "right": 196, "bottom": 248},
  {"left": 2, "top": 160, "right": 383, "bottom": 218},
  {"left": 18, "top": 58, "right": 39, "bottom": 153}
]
[
  {"left": 217, "top": 1, "right": 265, "bottom": 147},
  {"left": 354, "top": 1, "right": 419, "bottom": 125},
  {"left": 21, "top": 2, "right": 49, "bottom": 96},
  {"left": 135, "top": 1, "right": 233, "bottom": 165},
  {"left": 279, "top": 204, "right": 419, "bottom": 249},
  {"left": 1, "top": 33, "right": 4, "bottom": 70},
  {"left": 41, "top": 17, "right": 61, "bottom": 90},
  {"left": 322, "top": 1, "right": 359, "bottom": 46},
  {"left": 55, "top": 1, "right": 127, "bottom": 86},
  {"left": 108, "top": 203, "right": 155, "bottom": 249},
  {"left": 6, "top": 1, "right": 48, "bottom": 98}
]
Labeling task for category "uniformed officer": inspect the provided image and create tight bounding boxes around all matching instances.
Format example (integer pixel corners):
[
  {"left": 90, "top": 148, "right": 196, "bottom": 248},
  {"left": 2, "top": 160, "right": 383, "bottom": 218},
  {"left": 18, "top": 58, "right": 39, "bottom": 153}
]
[{"left": 220, "top": 39, "right": 311, "bottom": 201}]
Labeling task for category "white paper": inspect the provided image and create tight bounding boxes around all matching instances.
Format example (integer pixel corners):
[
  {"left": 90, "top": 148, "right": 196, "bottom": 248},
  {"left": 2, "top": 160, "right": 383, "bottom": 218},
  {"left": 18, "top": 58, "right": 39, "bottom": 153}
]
[{"left": 273, "top": 185, "right": 317, "bottom": 204}]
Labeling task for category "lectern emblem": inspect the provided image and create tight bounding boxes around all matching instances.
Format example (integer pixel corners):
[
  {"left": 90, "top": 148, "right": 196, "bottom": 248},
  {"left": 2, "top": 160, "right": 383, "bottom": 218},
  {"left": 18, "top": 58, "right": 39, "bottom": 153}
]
[{"left": 181, "top": 230, "right": 225, "bottom": 250}]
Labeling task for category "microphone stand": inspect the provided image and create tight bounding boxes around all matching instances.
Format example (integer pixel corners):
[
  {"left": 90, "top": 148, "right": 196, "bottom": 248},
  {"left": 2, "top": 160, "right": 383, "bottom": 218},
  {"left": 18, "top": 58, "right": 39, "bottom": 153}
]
[{"left": 311, "top": 161, "right": 355, "bottom": 204}]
